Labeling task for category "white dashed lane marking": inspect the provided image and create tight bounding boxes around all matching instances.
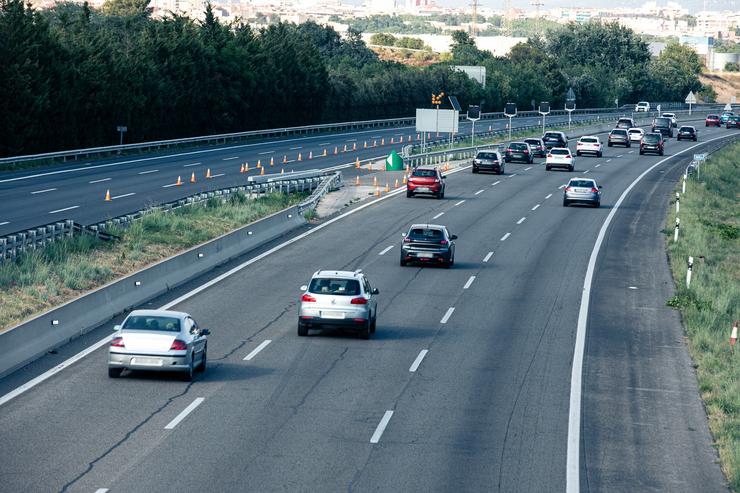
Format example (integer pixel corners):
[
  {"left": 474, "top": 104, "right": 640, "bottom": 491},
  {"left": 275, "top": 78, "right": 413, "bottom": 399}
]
[
  {"left": 432, "top": 212, "right": 444, "bottom": 220},
  {"left": 138, "top": 169, "right": 158, "bottom": 175},
  {"left": 516, "top": 217, "right": 526, "bottom": 225},
  {"left": 409, "top": 350, "right": 429, "bottom": 372},
  {"left": 463, "top": 276, "right": 476, "bottom": 289},
  {"left": 222, "top": 156, "right": 239, "bottom": 161},
  {"left": 49, "top": 206, "right": 79, "bottom": 214},
  {"left": 475, "top": 189, "right": 485, "bottom": 195},
  {"left": 492, "top": 180, "right": 501, "bottom": 186},
  {"left": 454, "top": 200, "right": 465, "bottom": 206},
  {"left": 378, "top": 245, "right": 394, "bottom": 255},
  {"left": 370, "top": 411, "right": 394, "bottom": 444},
  {"left": 243, "top": 340, "right": 272, "bottom": 361},
  {"left": 483, "top": 251, "right": 494, "bottom": 262},
  {"left": 89, "top": 178, "right": 111, "bottom": 184},
  {"left": 500, "top": 233, "right": 511, "bottom": 241},
  {"left": 440, "top": 307, "right": 455, "bottom": 324},
  {"left": 111, "top": 193, "right": 135, "bottom": 200},
  {"left": 183, "top": 162, "right": 201, "bottom": 167},
  {"left": 31, "top": 188, "right": 56, "bottom": 195},
  {"left": 164, "top": 398, "right": 205, "bottom": 430},
  {"left": 532, "top": 204, "right": 541, "bottom": 211},
  {"left": 545, "top": 193, "right": 553, "bottom": 199}
]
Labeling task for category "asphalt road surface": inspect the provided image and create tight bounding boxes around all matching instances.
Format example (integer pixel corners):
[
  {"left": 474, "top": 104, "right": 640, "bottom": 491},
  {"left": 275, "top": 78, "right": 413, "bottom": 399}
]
[
  {"left": 0, "top": 111, "right": 626, "bottom": 237},
  {"left": 0, "top": 123, "right": 734, "bottom": 493}
]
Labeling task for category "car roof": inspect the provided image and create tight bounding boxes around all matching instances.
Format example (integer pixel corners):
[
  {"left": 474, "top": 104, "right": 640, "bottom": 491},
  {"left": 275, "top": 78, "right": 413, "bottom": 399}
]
[
  {"left": 524, "top": 137, "right": 542, "bottom": 141},
  {"left": 568, "top": 177, "right": 596, "bottom": 183},
  {"left": 707, "top": 114, "right": 719, "bottom": 117},
  {"left": 414, "top": 166, "right": 438, "bottom": 171},
  {"left": 127, "top": 309, "right": 189, "bottom": 319},
  {"left": 409, "top": 223, "right": 446, "bottom": 230},
  {"left": 662, "top": 112, "right": 675, "bottom": 115},
  {"left": 628, "top": 127, "right": 643, "bottom": 131},
  {"left": 550, "top": 147, "right": 570, "bottom": 151},
  {"left": 313, "top": 270, "right": 362, "bottom": 279},
  {"left": 579, "top": 135, "right": 598, "bottom": 139}
]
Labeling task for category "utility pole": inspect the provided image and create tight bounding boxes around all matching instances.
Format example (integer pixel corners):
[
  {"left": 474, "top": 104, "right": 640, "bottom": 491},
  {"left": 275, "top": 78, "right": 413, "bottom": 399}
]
[{"left": 470, "top": 0, "right": 478, "bottom": 38}]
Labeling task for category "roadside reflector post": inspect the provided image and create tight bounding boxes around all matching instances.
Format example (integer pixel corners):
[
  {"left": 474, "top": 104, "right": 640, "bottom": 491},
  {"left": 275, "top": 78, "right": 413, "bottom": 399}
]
[
  {"left": 730, "top": 321, "right": 738, "bottom": 351},
  {"left": 686, "top": 256, "right": 693, "bottom": 288},
  {"left": 676, "top": 192, "right": 680, "bottom": 215},
  {"left": 674, "top": 217, "right": 680, "bottom": 243}
]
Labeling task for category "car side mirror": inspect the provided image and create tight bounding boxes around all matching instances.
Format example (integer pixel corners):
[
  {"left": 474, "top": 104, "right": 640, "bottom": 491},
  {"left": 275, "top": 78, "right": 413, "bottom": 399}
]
[
  {"left": 450, "top": 234, "right": 458, "bottom": 240},
  {"left": 201, "top": 329, "right": 211, "bottom": 336},
  {"left": 598, "top": 185, "right": 603, "bottom": 189},
  {"left": 300, "top": 285, "right": 308, "bottom": 291},
  {"left": 114, "top": 324, "right": 121, "bottom": 331},
  {"left": 372, "top": 288, "right": 379, "bottom": 295},
  {"left": 401, "top": 232, "right": 406, "bottom": 237},
  {"left": 441, "top": 176, "right": 447, "bottom": 179}
]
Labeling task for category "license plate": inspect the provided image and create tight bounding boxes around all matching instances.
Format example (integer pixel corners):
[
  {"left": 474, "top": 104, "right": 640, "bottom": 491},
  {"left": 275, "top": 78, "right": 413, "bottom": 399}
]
[
  {"left": 131, "top": 357, "right": 162, "bottom": 366},
  {"left": 575, "top": 188, "right": 589, "bottom": 193},
  {"left": 418, "top": 253, "right": 434, "bottom": 258},
  {"left": 322, "top": 311, "right": 345, "bottom": 319},
  {"left": 417, "top": 187, "right": 429, "bottom": 192}
]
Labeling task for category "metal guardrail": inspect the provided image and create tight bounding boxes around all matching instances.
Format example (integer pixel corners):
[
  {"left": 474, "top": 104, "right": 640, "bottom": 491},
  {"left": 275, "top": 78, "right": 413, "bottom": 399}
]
[{"left": 3, "top": 104, "right": 721, "bottom": 167}]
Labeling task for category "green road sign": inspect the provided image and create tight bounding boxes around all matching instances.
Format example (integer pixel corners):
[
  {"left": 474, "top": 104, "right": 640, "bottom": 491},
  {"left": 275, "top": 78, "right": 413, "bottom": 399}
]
[{"left": 385, "top": 150, "right": 404, "bottom": 171}]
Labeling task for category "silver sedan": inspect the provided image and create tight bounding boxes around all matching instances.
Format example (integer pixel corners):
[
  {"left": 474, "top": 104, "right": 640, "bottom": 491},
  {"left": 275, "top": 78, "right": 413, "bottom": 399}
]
[
  {"left": 563, "top": 177, "right": 602, "bottom": 208},
  {"left": 108, "top": 309, "right": 209, "bottom": 380}
]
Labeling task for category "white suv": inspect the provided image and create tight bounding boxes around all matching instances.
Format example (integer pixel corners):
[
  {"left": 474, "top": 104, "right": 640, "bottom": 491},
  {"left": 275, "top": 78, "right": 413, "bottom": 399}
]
[
  {"left": 635, "top": 101, "right": 650, "bottom": 112},
  {"left": 576, "top": 136, "right": 603, "bottom": 157},
  {"left": 298, "top": 270, "right": 379, "bottom": 339}
]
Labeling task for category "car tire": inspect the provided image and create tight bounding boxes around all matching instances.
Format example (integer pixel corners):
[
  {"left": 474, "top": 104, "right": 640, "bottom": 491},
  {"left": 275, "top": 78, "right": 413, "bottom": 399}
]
[
  {"left": 360, "top": 321, "right": 371, "bottom": 340},
  {"left": 576, "top": 151, "right": 581, "bottom": 156},
  {"left": 370, "top": 316, "right": 377, "bottom": 334},
  {"left": 660, "top": 150, "right": 664, "bottom": 156},
  {"left": 639, "top": 151, "right": 644, "bottom": 155},
  {"left": 568, "top": 165, "right": 574, "bottom": 172},
  {"left": 597, "top": 151, "right": 602, "bottom": 157},
  {"left": 182, "top": 355, "right": 195, "bottom": 382},
  {"left": 694, "top": 137, "right": 697, "bottom": 141},
  {"left": 406, "top": 191, "right": 413, "bottom": 198},
  {"left": 545, "top": 165, "right": 551, "bottom": 171},
  {"left": 472, "top": 167, "right": 478, "bottom": 174},
  {"left": 608, "top": 143, "right": 612, "bottom": 147},
  {"left": 594, "top": 201, "right": 600, "bottom": 208},
  {"left": 108, "top": 368, "right": 122, "bottom": 378},
  {"left": 197, "top": 347, "right": 207, "bottom": 372},
  {"left": 563, "top": 199, "right": 568, "bottom": 207},
  {"left": 297, "top": 322, "right": 308, "bottom": 336}
]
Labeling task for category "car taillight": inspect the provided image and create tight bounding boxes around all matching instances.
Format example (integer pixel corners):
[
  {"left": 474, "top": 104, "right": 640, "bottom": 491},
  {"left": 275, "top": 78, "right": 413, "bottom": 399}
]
[
  {"left": 523, "top": 150, "right": 529, "bottom": 154},
  {"left": 591, "top": 187, "right": 599, "bottom": 193},
  {"left": 403, "top": 237, "right": 412, "bottom": 243},
  {"left": 301, "top": 293, "right": 316, "bottom": 302},
  {"left": 111, "top": 337, "right": 125, "bottom": 348},
  {"left": 547, "top": 154, "right": 552, "bottom": 158},
  {"left": 565, "top": 186, "right": 572, "bottom": 192},
  {"left": 351, "top": 297, "right": 368, "bottom": 305},
  {"left": 170, "top": 339, "right": 188, "bottom": 351},
  {"left": 567, "top": 154, "right": 572, "bottom": 158},
  {"left": 440, "top": 239, "right": 448, "bottom": 245}
]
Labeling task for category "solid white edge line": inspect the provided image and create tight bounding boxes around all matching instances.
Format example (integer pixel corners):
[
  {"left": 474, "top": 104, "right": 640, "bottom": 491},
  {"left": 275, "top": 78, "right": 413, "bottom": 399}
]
[
  {"left": 500, "top": 232, "right": 511, "bottom": 241},
  {"left": 138, "top": 169, "right": 158, "bottom": 175},
  {"left": 463, "top": 276, "right": 476, "bottom": 289},
  {"left": 378, "top": 245, "right": 394, "bottom": 255},
  {"left": 243, "top": 340, "right": 272, "bottom": 361},
  {"left": 49, "top": 206, "right": 80, "bottom": 214},
  {"left": 483, "top": 251, "right": 494, "bottom": 263},
  {"left": 0, "top": 163, "right": 465, "bottom": 408},
  {"left": 409, "top": 350, "right": 429, "bottom": 372},
  {"left": 440, "top": 307, "right": 455, "bottom": 324},
  {"left": 31, "top": 188, "right": 56, "bottom": 194},
  {"left": 532, "top": 204, "right": 541, "bottom": 211},
  {"left": 164, "top": 397, "right": 205, "bottom": 430},
  {"left": 565, "top": 136, "right": 727, "bottom": 493},
  {"left": 432, "top": 212, "right": 444, "bottom": 220},
  {"left": 516, "top": 217, "right": 526, "bottom": 225},
  {"left": 89, "top": 178, "right": 111, "bottom": 184},
  {"left": 370, "top": 410, "right": 394, "bottom": 443}
]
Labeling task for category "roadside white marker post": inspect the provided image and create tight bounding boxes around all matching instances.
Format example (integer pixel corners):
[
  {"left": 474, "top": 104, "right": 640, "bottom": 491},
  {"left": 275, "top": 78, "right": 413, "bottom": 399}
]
[
  {"left": 730, "top": 321, "right": 738, "bottom": 353},
  {"left": 682, "top": 176, "right": 686, "bottom": 194},
  {"left": 686, "top": 256, "right": 693, "bottom": 289},
  {"left": 675, "top": 192, "right": 680, "bottom": 215},
  {"left": 674, "top": 217, "right": 680, "bottom": 243}
]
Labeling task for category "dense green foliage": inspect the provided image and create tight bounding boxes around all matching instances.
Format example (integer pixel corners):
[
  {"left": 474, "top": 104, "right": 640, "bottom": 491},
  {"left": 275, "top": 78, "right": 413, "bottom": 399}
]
[{"left": 0, "top": 2, "right": 705, "bottom": 157}]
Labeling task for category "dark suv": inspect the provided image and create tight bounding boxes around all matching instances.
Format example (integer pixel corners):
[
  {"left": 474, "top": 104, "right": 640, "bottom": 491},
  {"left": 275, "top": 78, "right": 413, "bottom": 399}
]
[
  {"left": 542, "top": 131, "right": 568, "bottom": 149},
  {"left": 677, "top": 126, "right": 697, "bottom": 141},
  {"left": 504, "top": 142, "right": 533, "bottom": 163},
  {"left": 608, "top": 129, "right": 631, "bottom": 147},
  {"left": 726, "top": 115, "right": 740, "bottom": 129},
  {"left": 639, "top": 133, "right": 664, "bottom": 155},
  {"left": 652, "top": 117, "right": 673, "bottom": 138},
  {"left": 473, "top": 150, "right": 504, "bottom": 174},
  {"left": 400, "top": 224, "right": 457, "bottom": 268}
]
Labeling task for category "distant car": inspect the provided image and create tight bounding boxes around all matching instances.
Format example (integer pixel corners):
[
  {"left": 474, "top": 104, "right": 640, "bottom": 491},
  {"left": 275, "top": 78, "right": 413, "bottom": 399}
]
[
  {"left": 705, "top": 114, "right": 721, "bottom": 127},
  {"left": 661, "top": 112, "right": 678, "bottom": 127},
  {"left": 108, "top": 310, "right": 209, "bottom": 380},
  {"left": 504, "top": 141, "right": 534, "bottom": 163},
  {"left": 652, "top": 117, "right": 674, "bottom": 138},
  {"left": 400, "top": 224, "right": 457, "bottom": 268},
  {"left": 523, "top": 137, "right": 547, "bottom": 158},
  {"left": 726, "top": 115, "right": 740, "bottom": 129},
  {"left": 628, "top": 128, "right": 645, "bottom": 142},
  {"left": 298, "top": 270, "right": 378, "bottom": 339},
  {"left": 563, "top": 177, "right": 602, "bottom": 208},
  {"left": 608, "top": 129, "right": 631, "bottom": 147},
  {"left": 677, "top": 126, "right": 698, "bottom": 141},
  {"left": 542, "top": 131, "right": 568, "bottom": 149},
  {"left": 576, "top": 136, "right": 603, "bottom": 157},
  {"left": 635, "top": 101, "right": 650, "bottom": 112},
  {"left": 639, "top": 132, "right": 665, "bottom": 155},
  {"left": 473, "top": 150, "right": 504, "bottom": 174},
  {"left": 407, "top": 166, "right": 445, "bottom": 199},
  {"left": 720, "top": 111, "right": 734, "bottom": 124},
  {"left": 616, "top": 117, "right": 635, "bottom": 129},
  {"left": 545, "top": 147, "right": 574, "bottom": 171}
]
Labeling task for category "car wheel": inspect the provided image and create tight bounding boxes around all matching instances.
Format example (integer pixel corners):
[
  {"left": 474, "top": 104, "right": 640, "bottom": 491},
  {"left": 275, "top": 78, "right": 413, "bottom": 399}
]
[
  {"left": 197, "top": 346, "right": 207, "bottom": 372},
  {"left": 568, "top": 165, "right": 574, "bottom": 172},
  {"left": 660, "top": 150, "right": 664, "bottom": 156},
  {"left": 545, "top": 165, "right": 551, "bottom": 171},
  {"left": 297, "top": 322, "right": 308, "bottom": 336},
  {"left": 597, "top": 151, "right": 602, "bottom": 157},
  {"left": 639, "top": 151, "right": 644, "bottom": 155},
  {"left": 182, "top": 355, "right": 195, "bottom": 381},
  {"left": 406, "top": 191, "right": 413, "bottom": 198},
  {"left": 694, "top": 137, "right": 697, "bottom": 141},
  {"left": 563, "top": 199, "right": 568, "bottom": 207},
  {"left": 608, "top": 143, "right": 612, "bottom": 147},
  {"left": 360, "top": 321, "right": 371, "bottom": 340},
  {"left": 594, "top": 201, "right": 600, "bottom": 208},
  {"left": 370, "top": 316, "right": 377, "bottom": 334},
  {"left": 472, "top": 167, "right": 478, "bottom": 174},
  {"left": 108, "top": 368, "right": 122, "bottom": 378},
  {"left": 400, "top": 257, "right": 407, "bottom": 266}
]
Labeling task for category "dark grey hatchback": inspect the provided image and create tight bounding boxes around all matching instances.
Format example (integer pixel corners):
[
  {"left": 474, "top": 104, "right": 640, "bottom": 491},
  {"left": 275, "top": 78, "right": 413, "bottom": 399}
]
[
  {"left": 400, "top": 224, "right": 457, "bottom": 268},
  {"left": 472, "top": 150, "right": 505, "bottom": 174}
]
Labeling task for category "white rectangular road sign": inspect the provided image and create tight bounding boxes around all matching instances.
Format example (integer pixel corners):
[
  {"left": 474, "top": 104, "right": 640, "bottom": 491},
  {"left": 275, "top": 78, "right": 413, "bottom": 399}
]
[
  {"left": 694, "top": 153, "right": 707, "bottom": 161},
  {"left": 416, "top": 109, "right": 459, "bottom": 133}
]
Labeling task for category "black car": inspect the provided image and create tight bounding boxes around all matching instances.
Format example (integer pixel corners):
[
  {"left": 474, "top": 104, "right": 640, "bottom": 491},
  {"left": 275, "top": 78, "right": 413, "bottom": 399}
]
[
  {"left": 652, "top": 117, "right": 674, "bottom": 138},
  {"left": 639, "top": 133, "right": 664, "bottom": 155},
  {"left": 472, "top": 150, "right": 505, "bottom": 174},
  {"left": 523, "top": 138, "right": 547, "bottom": 158},
  {"left": 542, "top": 131, "right": 568, "bottom": 149},
  {"left": 504, "top": 142, "right": 534, "bottom": 163},
  {"left": 400, "top": 224, "right": 456, "bottom": 268},
  {"left": 726, "top": 116, "right": 740, "bottom": 129},
  {"left": 677, "top": 126, "right": 697, "bottom": 141},
  {"left": 608, "top": 129, "right": 631, "bottom": 147}
]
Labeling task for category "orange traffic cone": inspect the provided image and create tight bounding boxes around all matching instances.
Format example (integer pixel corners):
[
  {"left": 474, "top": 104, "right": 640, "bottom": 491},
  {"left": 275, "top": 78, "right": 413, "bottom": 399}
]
[
  {"left": 190, "top": 172, "right": 196, "bottom": 183},
  {"left": 270, "top": 157, "right": 274, "bottom": 166},
  {"left": 323, "top": 148, "right": 327, "bottom": 157},
  {"left": 298, "top": 153, "right": 302, "bottom": 161},
  {"left": 309, "top": 151, "right": 313, "bottom": 160},
  {"left": 104, "top": 189, "right": 111, "bottom": 201},
  {"left": 384, "top": 182, "right": 390, "bottom": 193},
  {"left": 373, "top": 176, "right": 378, "bottom": 186},
  {"left": 399, "top": 136, "right": 404, "bottom": 143},
  {"left": 373, "top": 140, "right": 377, "bottom": 147},
  {"left": 281, "top": 168, "right": 284, "bottom": 174},
  {"left": 381, "top": 138, "right": 385, "bottom": 146},
  {"left": 334, "top": 146, "right": 338, "bottom": 155},
  {"left": 240, "top": 164, "right": 245, "bottom": 173},
  {"left": 390, "top": 137, "right": 395, "bottom": 144},
  {"left": 375, "top": 186, "right": 381, "bottom": 197},
  {"left": 257, "top": 159, "right": 261, "bottom": 168},
  {"left": 364, "top": 141, "right": 368, "bottom": 149},
  {"left": 343, "top": 144, "right": 348, "bottom": 152},
  {"left": 355, "top": 175, "right": 360, "bottom": 186},
  {"left": 394, "top": 178, "right": 399, "bottom": 189},
  {"left": 402, "top": 175, "right": 407, "bottom": 185},
  {"left": 445, "top": 162, "right": 449, "bottom": 171},
  {"left": 206, "top": 168, "right": 212, "bottom": 179},
  {"left": 355, "top": 157, "right": 360, "bottom": 169},
  {"left": 283, "top": 155, "right": 287, "bottom": 164},
  {"left": 353, "top": 143, "right": 357, "bottom": 151},
  {"left": 245, "top": 163, "right": 249, "bottom": 173},
  {"left": 260, "top": 166, "right": 264, "bottom": 175},
  {"left": 176, "top": 176, "right": 183, "bottom": 186}
]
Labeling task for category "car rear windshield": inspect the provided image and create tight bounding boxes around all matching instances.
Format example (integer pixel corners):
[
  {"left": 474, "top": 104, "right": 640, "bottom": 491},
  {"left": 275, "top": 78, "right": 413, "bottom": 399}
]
[
  {"left": 617, "top": 119, "right": 632, "bottom": 125},
  {"left": 123, "top": 315, "right": 181, "bottom": 332},
  {"left": 309, "top": 278, "right": 361, "bottom": 296},
  {"left": 408, "top": 228, "right": 444, "bottom": 240},
  {"left": 679, "top": 127, "right": 693, "bottom": 132},
  {"left": 654, "top": 118, "right": 671, "bottom": 126},
  {"left": 643, "top": 134, "right": 661, "bottom": 143},
  {"left": 707, "top": 115, "right": 719, "bottom": 119},
  {"left": 580, "top": 137, "right": 598, "bottom": 143},
  {"left": 628, "top": 129, "right": 642, "bottom": 133},
  {"left": 412, "top": 169, "right": 436, "bottom": 177},
  {"left": 544, "top": 133, "right": 562, "bottom": 139},
  {"left": 611, "top": 130, "right": 627, "bottom": 135},
  {"left": 476, "top": 152, "right": 498, "bottom": 160},
  {"left": 550, "top": 148, "right": 570, "bottom": 155},
  {"left": 524, "top": 139, "right": 540, "bottom": 145},
  {"left": 569, "top": 180, "right": 595, "bottom": 188},
  {"left": 509, "top": 143, "right": 527, "bottom": 150}
]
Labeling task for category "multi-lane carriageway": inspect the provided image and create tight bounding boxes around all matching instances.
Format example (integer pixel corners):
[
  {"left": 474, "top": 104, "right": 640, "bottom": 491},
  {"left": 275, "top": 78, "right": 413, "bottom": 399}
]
[
  {"left": 1, "top": 111, "right": 623, "bottom": 237},
  {"left": 0, "top": 123, "right": 734, "bottom": 492}
]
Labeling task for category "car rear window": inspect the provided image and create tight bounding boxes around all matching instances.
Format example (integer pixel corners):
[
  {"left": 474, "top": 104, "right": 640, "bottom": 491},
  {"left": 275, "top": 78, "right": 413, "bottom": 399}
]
[
  {"left": 617, "top": 119, "right": 633, "bottom": 125},
  {"left": 412, "top": 169, "right": 436, "bottom": 177},
  {"left": 679, "top": 127, "right": 693, "bottom": 132},
  {"left": 569, "top": 180, "right": 595, "bottom": 188},
  {"left": 476, "top": 152, "right": 498, "bottom": 160},
  {"left": 643, "top": 134, "right": 660, "bottom": 143},
  {"left": 524, "top": 139, "right": 540, "bottom": 145},
  {"left": 309, "top": 278, "right": 361, "bottom": 295},
  {"left": 580, "top": 137, "right": 597, "bottom": 143},
  {"left": 510, "top": 143, "right": 527, "bottom": 150},
  {"left": 550, "top": 148, "right": 570, "bottom": 155},
  {"left": 409, "top": 228, "right": 444, "bottom": 240},
  {"left": 654, "top": 118, "right": 671, "bottom": 126},
  {"left": 544, "top": 133, "right": 562, "bottom": 139},
  {"left": 123, "top": 316, "right": 181, "bottom": 332},
  {"left": 628, "top": 129, "right": 642, "bottom": 134},
  {"left": 611, "top": 130, "right": 627, "bottom": 135},
  {"left": 708, "top": 115, "right": 719, "bottom": 119}
]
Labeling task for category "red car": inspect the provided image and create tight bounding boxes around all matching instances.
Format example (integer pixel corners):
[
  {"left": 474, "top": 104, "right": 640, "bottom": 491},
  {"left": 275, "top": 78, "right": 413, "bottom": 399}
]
[
  {"left": 406, "top": 166, "right": 446, "bottom": 199},
  {"left": 705, "top": 114, "right": 721, "bottom": 127}
]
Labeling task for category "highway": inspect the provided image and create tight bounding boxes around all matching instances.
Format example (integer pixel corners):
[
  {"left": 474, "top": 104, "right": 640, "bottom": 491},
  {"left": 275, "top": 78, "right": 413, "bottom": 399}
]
[
  {"left": 0, "top": 111, "right": 624, "bottom": 237},
  {"left": 0, "top": 122, "right": 734, "bottom": 492}
]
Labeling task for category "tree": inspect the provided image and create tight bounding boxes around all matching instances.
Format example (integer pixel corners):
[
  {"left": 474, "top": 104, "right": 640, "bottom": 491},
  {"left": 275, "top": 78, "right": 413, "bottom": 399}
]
[
  {"left": 370, "top": 32, "right": 395, "bottom": 46},
  {"left": 649, "top": 42, "right": 702, "bottom": 101},
  {"left": 100, "top": 0, "right": 151, "bottom": 17}
]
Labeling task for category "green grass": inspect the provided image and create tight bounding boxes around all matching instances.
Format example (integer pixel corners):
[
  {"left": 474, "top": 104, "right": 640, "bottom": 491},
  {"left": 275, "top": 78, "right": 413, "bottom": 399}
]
[
  {"left": 665, "top": 143, "right": 740, "bottom": 490},
  {"left": 0, "top": 192, "right": 306, "bottom": 331}
]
